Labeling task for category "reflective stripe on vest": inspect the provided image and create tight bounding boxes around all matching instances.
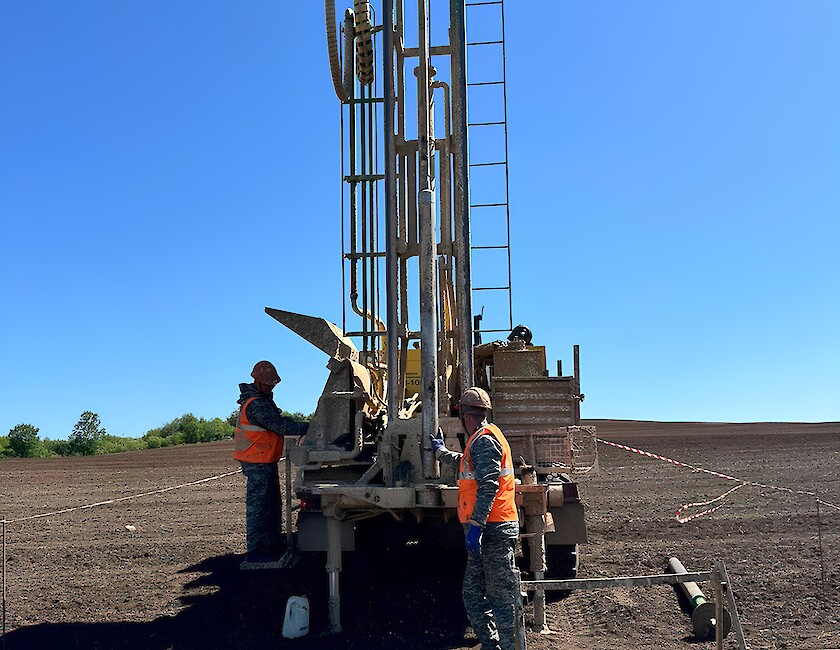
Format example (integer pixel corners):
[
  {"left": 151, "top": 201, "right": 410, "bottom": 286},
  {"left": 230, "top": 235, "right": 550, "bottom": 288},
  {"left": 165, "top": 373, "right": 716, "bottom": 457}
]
[
  {"left": 457, "top": 423, "right": 518, "bottom": 524},
  {"left": 233, "top": 396, "right": 284, "bottom": 464}
]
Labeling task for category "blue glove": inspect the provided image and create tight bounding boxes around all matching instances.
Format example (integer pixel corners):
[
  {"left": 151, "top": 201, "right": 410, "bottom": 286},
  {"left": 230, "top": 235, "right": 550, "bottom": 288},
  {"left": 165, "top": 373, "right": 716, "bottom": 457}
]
[
  {"left": 465, "top": 524, "right": 483, "bottom": 558},
  {"left": 429, "top": 427, "right": 446, "bottom": 455}
]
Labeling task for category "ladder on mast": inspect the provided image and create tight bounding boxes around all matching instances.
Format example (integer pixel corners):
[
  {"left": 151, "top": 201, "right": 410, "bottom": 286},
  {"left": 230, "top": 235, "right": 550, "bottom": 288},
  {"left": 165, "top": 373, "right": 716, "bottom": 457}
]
[{"left": 466, "top": 0, "right": 513, "bottom": 340}]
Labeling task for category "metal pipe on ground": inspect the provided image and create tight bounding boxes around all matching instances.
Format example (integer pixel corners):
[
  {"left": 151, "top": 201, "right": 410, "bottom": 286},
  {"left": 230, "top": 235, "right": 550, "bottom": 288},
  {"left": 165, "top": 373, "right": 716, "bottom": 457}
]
[{"left": 668, "top": 556, "right": 731, "bottom": 640}]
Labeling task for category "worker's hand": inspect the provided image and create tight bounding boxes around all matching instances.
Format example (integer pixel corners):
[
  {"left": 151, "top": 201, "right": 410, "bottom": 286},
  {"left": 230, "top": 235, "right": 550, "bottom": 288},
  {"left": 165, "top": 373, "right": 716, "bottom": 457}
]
[
  {"left": 465, "top": 523, "right": 482, "bottom": 558},
  {"left": 428, "top": 428, "right": 447, "bottom": 456}
]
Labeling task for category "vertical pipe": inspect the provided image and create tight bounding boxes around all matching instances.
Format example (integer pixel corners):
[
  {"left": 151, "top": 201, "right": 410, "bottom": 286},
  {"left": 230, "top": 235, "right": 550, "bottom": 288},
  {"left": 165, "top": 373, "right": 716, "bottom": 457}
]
[
  {"left": 384, "top": 0, "right": 399, "bottom": 415},
  {"left": 417, "top": 0, "right": 439, "bottom": 478},
  {"left": 573, "top": 344, "right": 581, "bottom": 425},
  {"left": 347, "top": 10, "right": 360, "bottom": 338},
  {"left": 522, "top": 468, "right": 547, "bottom": 633},
  {"left": 326, "top": 516, "right": 343, "bottom": 634},
  {"left": 340, "top": 22, "right": 348, "bottom": 333},
  {"left": 407, "top": 146, "right": 418, "bottom": 245},
  {"left": 419, "top": 186, "right": 438, "bottom": 478},
  {"left": 450, "top": 0, "right": 474, "bottom": 391},
  {"left": 434, "top": 82, "right": 453, "bottom": 248},
  {"left": 396, "top": 4, "right": 409, "bottom": 416},
  {"left": 435, "top": 82, "right": 456, "bottom": 407},
  {"left": 368, "top": 95, "right": 377, "bottom": 355},
  {"left": 284, "top": 457, "right": 292, "bottom": 547},
  {"left": 360, "top": 84, "right": 369, "bottom": 355}
]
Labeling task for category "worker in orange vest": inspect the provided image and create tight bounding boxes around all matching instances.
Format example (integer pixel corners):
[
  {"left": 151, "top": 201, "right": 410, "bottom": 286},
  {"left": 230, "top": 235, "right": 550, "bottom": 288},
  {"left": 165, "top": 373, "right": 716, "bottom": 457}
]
[
  {"left": 235, "top": 360, "right": 308, "bottom": 568},
  {"left": 431, "top": 387, "right": 523, "bottom": 650}
]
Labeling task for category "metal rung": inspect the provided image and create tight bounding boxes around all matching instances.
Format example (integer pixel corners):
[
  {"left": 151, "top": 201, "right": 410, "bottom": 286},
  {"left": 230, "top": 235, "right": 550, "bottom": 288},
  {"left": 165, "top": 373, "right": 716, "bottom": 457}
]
[
  {"left": 467, "top": 81, "right": 504, "bottom": 87},
  {"left": 471, "top": 245, "right": 508, "bottom": 250},
  {"left": 467, "top": 40, "right": 503, "bottom": 46},
  {"left": 469, "top": 161, "right": 506, "bottom": 167},
  {"left": 466, "top": 1, "right": 503, "bottom": 6},
  {"left": 350, "top": 97, "right": 384, "bottom": 104},
  {"left": 343, "top": 174, "right": 385, "bottom": 182},
  {"left": 473, "top": 286, "right": 510, "bottom": 291},
  {"left": 470, "top": 202, "right": 507, "bottom": 208},
  {"left": 468, "top": 121, "right": 505, "bottom": 126},
  {"left": 344, "top": 331, "right": 389, "bottom": 338},
  {"left": 403, "top": 45, "right": 451, "bottom": 57},
  {"left": 344, "top": 251, "right": 386, "bottom": 259}
]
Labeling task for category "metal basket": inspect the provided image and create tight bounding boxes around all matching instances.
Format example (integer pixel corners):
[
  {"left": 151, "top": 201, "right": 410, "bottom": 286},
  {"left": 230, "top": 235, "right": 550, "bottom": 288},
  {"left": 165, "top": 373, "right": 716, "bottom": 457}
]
[{"left": 507, "top": 426, "right": 598, "bottom": 477}]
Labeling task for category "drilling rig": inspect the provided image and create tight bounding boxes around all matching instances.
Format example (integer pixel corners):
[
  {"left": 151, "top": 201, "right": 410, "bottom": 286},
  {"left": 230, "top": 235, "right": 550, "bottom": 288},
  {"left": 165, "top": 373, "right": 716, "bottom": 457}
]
[{"left": 268, "top": 0, "right": 597, "bottom": 633}]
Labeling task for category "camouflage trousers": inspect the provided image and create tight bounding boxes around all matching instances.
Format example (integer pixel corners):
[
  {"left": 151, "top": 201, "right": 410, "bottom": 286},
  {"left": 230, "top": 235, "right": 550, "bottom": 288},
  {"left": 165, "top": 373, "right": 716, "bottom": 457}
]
[
  {"left": 240, "top": 461, "right": 282, "bottom": 556},
  {"left": 463, "top": 532, "right": 521, "bottom": 650}
]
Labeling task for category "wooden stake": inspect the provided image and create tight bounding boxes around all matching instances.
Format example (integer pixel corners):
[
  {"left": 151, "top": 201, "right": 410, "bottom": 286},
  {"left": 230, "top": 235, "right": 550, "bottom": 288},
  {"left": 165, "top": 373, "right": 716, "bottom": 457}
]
[
  {"left": 2, "top": 518, "right": 6, "bottom": 650},
  {"left": 714, "top": 563, "right": 724, "bottom": 650},
  {"left": 816, "top": 496, "right": 826, "bottom": 599}
]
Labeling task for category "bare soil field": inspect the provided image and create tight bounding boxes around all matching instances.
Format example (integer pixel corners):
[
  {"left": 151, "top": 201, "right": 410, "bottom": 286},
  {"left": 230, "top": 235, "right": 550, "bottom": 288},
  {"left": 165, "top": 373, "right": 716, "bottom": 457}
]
[{"left": 1, "top": 420, "right": 838, "bottom": 650}]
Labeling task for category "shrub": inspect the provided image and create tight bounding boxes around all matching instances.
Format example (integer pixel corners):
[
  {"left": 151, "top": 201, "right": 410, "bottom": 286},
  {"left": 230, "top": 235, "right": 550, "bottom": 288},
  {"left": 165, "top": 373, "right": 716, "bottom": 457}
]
[
  {"left": 44, "top": 438, "right": 71, "bottom": 457},
  {"left": 144, "top": 435, "right": 163, "bottom": 449},
  {"left": 199, "top": 418, "right": 234, "bottom": 442},
  {"left": 96, "top": 435, "right": 146, "bottom": 455},
  {"left": 161, "top": 432, "right": 184, "bottom": 447}
]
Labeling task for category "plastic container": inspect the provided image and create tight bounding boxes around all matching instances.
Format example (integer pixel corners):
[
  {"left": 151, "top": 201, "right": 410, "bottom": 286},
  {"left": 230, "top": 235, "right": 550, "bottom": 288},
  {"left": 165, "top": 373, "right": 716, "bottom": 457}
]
[{"left": 282, "top": 595, "right": 310, "bottom": 639}]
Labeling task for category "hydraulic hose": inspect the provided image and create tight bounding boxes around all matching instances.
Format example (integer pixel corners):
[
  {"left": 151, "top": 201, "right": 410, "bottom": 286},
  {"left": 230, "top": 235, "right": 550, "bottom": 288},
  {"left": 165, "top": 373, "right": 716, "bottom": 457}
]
[
  {"left": 353, "top": 1, "right": 375, "bottom": 85},
  {"left": 325, "top": 0, "right": 350, "bottom": 102}
]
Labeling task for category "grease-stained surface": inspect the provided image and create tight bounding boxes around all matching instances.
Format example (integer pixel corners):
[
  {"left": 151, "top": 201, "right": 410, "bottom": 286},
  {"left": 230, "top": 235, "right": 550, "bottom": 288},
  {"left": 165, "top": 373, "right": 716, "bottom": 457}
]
[{"left": 1, "top": 421, "right": 837, "bottom": 649}]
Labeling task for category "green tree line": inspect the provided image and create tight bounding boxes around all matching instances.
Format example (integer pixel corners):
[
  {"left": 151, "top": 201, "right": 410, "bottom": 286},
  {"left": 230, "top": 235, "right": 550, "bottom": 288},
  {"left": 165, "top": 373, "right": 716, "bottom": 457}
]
[{"left": 0, "top": 409, "right": 310, "bottom": 459}]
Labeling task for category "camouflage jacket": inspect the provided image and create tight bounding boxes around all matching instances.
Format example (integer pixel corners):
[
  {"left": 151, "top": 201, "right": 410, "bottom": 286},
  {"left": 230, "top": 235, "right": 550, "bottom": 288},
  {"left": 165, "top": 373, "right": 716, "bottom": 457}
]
[
  {"left": 237, "top": 383, "right": 308, "bottom": 438},
  {"left": 438, "top": 423, "right": 519, "bottom": 538}
]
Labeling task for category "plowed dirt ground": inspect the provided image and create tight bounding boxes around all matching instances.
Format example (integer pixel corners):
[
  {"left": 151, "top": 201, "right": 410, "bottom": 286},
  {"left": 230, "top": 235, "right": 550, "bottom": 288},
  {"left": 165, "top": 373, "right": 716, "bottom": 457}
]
[{"left": 1, "top": 421, "right": 838, "bottom": 649}]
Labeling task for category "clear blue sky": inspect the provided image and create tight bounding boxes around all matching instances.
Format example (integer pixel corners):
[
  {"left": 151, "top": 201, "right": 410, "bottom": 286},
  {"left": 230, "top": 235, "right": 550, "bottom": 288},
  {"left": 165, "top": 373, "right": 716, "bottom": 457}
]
[{"left": 1, "top": 2, "right": 837, "bottom": 440}]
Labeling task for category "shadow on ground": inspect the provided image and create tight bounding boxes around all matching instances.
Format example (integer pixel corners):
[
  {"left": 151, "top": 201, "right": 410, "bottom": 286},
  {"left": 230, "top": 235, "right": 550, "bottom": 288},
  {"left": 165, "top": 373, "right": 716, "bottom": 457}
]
[{"left": 3, "top": 546, "right": 473, "bottom": 650}]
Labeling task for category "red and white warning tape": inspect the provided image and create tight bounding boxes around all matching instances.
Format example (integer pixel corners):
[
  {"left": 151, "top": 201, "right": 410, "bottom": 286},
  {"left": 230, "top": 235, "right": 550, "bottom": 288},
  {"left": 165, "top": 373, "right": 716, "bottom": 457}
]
[
  {"left": 675, "top": 483, "right": 746, "bottom": 523},
  {"left": 1, "top": 468, "right": 243, "bottom": 525},
  {"left": 597, "top": 438, "right": 840, "bottom": 522}
]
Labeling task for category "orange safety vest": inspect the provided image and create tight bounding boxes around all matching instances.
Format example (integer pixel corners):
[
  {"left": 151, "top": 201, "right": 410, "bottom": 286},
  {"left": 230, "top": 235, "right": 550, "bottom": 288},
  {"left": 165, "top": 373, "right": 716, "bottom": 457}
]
[
  {"left": 457, "top": 423, "right": 518, "bottom": 524},
  {"left": 233, "top": 396, "right": 284, "bottom": 464}
]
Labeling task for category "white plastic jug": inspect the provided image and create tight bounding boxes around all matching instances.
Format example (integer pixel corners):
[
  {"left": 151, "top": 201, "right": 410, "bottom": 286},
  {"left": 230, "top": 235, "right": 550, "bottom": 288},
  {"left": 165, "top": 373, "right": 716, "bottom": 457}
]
[{"left": 282, "top": 595, "right": 310, "bottom": 639}]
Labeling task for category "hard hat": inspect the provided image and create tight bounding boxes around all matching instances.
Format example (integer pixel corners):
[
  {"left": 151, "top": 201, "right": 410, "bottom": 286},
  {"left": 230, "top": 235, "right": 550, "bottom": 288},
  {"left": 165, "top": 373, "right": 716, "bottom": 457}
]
[
  {"left": 459, "top": 386, "right": 492, "bottom": 410},
  {"left": 251, "top": 360, "right": 281, "bottom": 387}
]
